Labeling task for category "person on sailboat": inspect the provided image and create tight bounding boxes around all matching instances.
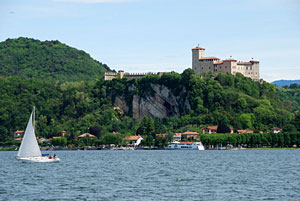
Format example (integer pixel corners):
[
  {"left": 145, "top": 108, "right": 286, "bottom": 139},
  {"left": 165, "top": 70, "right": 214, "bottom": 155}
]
[
  {"left": 53, "top": 154, "right": 56, "bottom": 159},
  {"left": 49, "top": 155, "right": 53, "bottom": 159}
]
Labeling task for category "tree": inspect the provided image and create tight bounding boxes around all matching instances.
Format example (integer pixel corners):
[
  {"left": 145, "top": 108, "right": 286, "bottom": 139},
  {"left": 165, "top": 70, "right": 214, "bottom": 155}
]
[
  {"left": 52, "top": 137, "right": 67, "bottom": 147},
  {"left": 0, "top": 126, "right": 8, "bottom": 142},
  {"left": 101, "top": 134, "right": 122, "bottom": 145},
  {"left": 238, "top": 113, "right": 255, "bottom": 129},
  {"left": 89, "top": 126, "right": 102, "bottom": 137},
  {"left": 293, "top": 112, "right": 300, "bottom": 131},
  {"left": 138, "top": 116, "right": 155, "bottom": 137},
  {"left": 166, "top": 131, "right": 174, "bottom": 143},
  {"left": 217, "top": 124, "right": 231, "bottom": 134}
]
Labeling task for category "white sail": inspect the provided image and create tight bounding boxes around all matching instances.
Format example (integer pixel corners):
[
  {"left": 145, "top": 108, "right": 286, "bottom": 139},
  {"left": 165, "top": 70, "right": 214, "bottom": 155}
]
[{"left": 17, "top": 109, "right": 41, "bottom": 158}]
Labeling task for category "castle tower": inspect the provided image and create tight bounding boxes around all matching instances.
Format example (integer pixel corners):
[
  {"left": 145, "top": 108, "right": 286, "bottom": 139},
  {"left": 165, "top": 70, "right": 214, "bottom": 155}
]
[
  {"left": 118, "top": 70, "right": 125, "bottom": 79},
  {"left": 192, "top": 46, "right": 205, "bottom": 74}
]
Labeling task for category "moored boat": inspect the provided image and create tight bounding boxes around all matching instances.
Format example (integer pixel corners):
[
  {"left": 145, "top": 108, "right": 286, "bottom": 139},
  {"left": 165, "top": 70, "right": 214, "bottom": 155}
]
[{"left": 165, "top": 141, "right": 205, "bottom": 150}]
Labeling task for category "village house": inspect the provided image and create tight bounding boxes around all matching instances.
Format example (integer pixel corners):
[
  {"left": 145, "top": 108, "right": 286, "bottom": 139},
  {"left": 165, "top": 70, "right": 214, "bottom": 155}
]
[
  {"left": 270, "top": 128, "right": 283, "bottom": 133},
  {"left": 181, "top": 131, "right": 199, "bottom": 140},
  {"left": 173, "top": 133, "right": 182, "bottom": 141},
  {"left": 14, "top": 130, "right": 24, "bottom": 137},
  {"left": 202, "top": 126, "right": 234, "bottom": 134},
  {"left": 124, "top": 136, "right": 143, "bottom": 146},
  {"left": 237, "top": 130, "right": 254, "bottom": 134},
  {"left": 78, "top": 133, "right": 96, "bottom": 138}
]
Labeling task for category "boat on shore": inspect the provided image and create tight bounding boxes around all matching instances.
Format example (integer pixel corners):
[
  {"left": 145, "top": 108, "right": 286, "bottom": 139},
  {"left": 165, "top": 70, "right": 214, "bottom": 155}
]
[
  {"left": 165, "top": 141, "right": 205, "bottom": 150},
  {"left": 16, "top": 107, "right": 60, "bottom": 163}
]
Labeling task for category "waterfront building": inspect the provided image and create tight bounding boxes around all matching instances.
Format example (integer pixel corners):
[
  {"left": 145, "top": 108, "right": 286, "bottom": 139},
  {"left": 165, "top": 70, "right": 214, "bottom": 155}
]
[
  {"left": 192, "top": 46, "right": 260, "bottom": 81},
  {"left": 202, "top": 126, "right": 234, "bottom": 134},
  {"left": 124, "top": 135, "right": 143, "bottom": 146},
  {"left": 270, "top": 127, "right": 283, "bottom": 133},
  {"left": 237, "top": 130, "right": 254, "bottom": 134}
]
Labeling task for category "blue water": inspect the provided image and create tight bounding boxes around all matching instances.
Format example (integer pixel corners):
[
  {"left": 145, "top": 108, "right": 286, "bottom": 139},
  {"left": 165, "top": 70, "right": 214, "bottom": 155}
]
[{"left": 0, "top": 150, "right": 299, "bottom": 201}]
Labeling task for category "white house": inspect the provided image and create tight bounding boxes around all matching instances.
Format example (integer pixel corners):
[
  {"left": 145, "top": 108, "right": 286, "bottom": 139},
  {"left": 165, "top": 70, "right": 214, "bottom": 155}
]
[{"left": 124, "top": 136, "right": 143, "bottom": 146}]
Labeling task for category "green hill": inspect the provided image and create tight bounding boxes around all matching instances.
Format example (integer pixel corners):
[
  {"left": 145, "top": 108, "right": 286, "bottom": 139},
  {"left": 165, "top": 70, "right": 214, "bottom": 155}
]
[
  {"left": 0, "top": 37, "right": 111, "bottom": 82},
  {"left": 1, "top": 70, "right": 299, "bottom": 142}
]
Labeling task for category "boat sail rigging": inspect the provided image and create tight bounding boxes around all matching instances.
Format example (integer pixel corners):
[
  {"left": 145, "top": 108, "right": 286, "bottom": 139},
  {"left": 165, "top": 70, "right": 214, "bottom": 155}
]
[{"left": 16, "top": 107, "right": 60, "bottom": 162}]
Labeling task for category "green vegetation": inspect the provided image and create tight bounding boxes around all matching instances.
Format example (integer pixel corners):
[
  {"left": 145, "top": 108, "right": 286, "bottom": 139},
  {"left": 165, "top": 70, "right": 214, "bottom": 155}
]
[
  {"left": 0, "top": 70, "right": 299, "bottom": 148},
  {"left": 0, "top": 37, "right": 111, "bottom": 82},
  {"left": 200, "top": 132, "right": 300, "bottom": 148},
  {"left": 276, "top": 83, "right": 300, "bottom": 111},
  {"left": 0, "top": 37, "right": 299, "bottom": 148}
]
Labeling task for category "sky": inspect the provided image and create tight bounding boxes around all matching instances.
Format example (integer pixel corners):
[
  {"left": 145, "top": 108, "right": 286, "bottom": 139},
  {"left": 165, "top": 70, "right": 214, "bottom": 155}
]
[{"left": 0, "top": 0, "right": 300, "bottom": 82}]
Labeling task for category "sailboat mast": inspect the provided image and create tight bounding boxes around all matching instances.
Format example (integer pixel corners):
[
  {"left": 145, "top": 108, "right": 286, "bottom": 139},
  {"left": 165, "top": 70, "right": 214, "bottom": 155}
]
[{"left": 33, "top": 106, "right": 35, "bottom": 129}]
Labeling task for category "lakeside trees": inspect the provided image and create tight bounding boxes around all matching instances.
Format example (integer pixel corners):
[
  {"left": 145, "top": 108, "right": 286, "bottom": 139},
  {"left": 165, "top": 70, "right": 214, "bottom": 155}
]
[
  {"left": 1, "top": 70, "right": 299, "bottom": 144},
  {"left": 200, "top": 132, "right": 300, "bottom": 148}
]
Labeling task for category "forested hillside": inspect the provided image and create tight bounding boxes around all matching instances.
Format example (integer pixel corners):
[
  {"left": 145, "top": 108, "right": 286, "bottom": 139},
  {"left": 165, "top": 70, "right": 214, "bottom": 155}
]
[
  {"left": 276, "top": 83, "right": 300, "bottom": 111},
  {"left": 1, "top": 70, "right": 299, "bottom": 142},
  {"left": 0, "top": 37, "right": 111, "bottom": 82}
]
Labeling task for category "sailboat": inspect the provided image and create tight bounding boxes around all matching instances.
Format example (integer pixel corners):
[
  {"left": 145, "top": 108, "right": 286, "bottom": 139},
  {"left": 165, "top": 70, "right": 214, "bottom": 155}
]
[{"left": 16, "top": 107, "right": 60, "bottom": 163}]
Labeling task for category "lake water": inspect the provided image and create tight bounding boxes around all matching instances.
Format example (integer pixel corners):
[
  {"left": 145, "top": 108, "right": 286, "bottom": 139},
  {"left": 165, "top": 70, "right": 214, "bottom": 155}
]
[{"left": 0, "top": 150, "right": 299, "bottom": 201}]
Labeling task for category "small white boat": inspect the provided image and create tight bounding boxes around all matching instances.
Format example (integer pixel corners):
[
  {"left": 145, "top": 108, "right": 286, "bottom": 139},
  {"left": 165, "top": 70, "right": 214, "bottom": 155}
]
[
  {"left": 165, "top": 141, "right": 205, "bottom": 150},
  {"left": 16, "top": 107, "right": 60, "bottom": 163}
]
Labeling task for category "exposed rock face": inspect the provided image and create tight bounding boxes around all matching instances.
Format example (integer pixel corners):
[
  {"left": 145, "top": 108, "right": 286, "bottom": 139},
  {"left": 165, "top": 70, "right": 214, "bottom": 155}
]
[
  {"left": 114, "top": 83, "right": 190, "bottom": 121},
  {"left": 114, "top": 96, "right": 129, "bottom": 115}
]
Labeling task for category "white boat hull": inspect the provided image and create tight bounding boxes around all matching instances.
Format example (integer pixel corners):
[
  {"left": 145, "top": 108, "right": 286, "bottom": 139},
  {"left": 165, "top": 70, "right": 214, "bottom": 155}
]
[
  {"left": 16, "top": 156, "right": 60, "bottom": 163},
  {"left": 165, "top": 142, "right": 205, "bottom": 150}
]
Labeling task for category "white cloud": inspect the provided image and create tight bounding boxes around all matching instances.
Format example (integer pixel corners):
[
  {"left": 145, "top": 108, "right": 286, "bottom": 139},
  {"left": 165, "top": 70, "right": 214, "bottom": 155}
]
[{"left": 54, "top": 0, "right": 136, "bottom": 3}]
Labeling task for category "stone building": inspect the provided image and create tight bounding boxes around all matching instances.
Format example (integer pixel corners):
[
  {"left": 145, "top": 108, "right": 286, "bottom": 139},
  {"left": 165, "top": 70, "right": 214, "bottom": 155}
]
[
  {"left": 192, "top": 46, "right": 260, "bottom": 81},
  {"left": 104, "top": 70, "right": 164, "bottom": 81}
]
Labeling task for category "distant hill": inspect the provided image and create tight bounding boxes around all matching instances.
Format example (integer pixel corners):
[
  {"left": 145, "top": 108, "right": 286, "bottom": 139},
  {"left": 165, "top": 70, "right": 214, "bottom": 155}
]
[
  {"left": 0, "top": 37, "right": 111, "bottom": 82},
  {"left": 272, "top": 80, "right": 300, "bottom": 87}
]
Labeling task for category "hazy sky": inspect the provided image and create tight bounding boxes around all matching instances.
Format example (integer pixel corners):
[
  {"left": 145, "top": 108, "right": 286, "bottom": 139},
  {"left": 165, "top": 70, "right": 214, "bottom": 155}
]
[{"left": 1, "top": 0, "right": 300, "bottom": 82}]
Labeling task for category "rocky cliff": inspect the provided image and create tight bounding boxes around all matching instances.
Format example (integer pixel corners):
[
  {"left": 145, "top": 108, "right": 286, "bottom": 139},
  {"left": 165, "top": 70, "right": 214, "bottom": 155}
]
[{"left": 113, "top": 83, "right": 190, "bottom": 121}]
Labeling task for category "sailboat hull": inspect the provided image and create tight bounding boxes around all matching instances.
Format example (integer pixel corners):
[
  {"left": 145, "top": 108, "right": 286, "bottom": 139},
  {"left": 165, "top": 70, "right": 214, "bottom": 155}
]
[{"left": 16, "top": 156, "right": 60, "bottom": 163}]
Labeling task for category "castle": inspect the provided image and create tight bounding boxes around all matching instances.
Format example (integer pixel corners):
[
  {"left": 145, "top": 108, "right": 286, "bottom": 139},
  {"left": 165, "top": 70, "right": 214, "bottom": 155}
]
[
  {"left": 192, "top": 46, "right": 260, "bottom": 81},
  {"left": 104, "top": 70, "right": 164, "bottom": 80}
]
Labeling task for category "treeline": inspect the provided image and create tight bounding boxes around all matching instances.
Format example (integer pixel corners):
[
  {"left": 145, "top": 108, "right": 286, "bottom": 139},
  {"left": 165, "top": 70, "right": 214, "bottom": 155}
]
[
  {"left": 200, "top": 132, "right": 300, "bottom": 148},
  {"left": 0, "top": 70, "right": 299, "bottom": 142}
]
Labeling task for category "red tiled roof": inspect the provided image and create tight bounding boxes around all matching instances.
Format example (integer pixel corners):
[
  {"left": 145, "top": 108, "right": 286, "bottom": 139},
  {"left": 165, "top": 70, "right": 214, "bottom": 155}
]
[
  {"left": 174, "top": 133, "right": 183, "bottom": 135},
  {"left": 61, "top": 131, "right": 67, "bottom": 133},
  {"left": 52, "top": 136, "right": 62, "bottom": 139},
  {"left": 199, "top": 57, "right": 220, "bottom": 60},
  {"left": 15, "top": 130, "right": 24, "bottom": 134},
  {"left": 14, "top": 137, "right": 23, "bottom": 141},
  {"left": 192, "top": 46, "right": 205, "bottom": 50},
  {"left": 204, "top": 126, "right": 218, "bottom": 130},
  {"left": 223, "top": 58, "right": 237, "bottom": 62},
  {"left": 237, "top": 62, "right": 252, "bottom": 65},
  {"left": 203, "top": 126, "right": 233, "bottom": 130},
  {"left": 182, "top": 131, "right": 199, "bottom": 135},
  {"left": 214, "top": 61, "right": 224, "bottom": 64},
  {"left": 124, "top": 136, "right": 141, "bottom": 141},
  {"left": 78, "top": 133, "right": 96, "bottom": 138},
  {"left": 237, "top": 130, "right": 254, "bottom": 133}
]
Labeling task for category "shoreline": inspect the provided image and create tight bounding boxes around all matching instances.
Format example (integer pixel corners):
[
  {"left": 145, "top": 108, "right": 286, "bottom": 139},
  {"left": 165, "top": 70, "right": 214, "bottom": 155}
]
[{"left": 1, "top": 146, "right": 300, "bottom": 151}]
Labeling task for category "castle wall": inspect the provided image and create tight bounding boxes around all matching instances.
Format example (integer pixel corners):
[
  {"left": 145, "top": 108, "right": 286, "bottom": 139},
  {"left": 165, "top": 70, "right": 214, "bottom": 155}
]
[{"left": 192, "top": 46, "right": 260, "bottom": 80}]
